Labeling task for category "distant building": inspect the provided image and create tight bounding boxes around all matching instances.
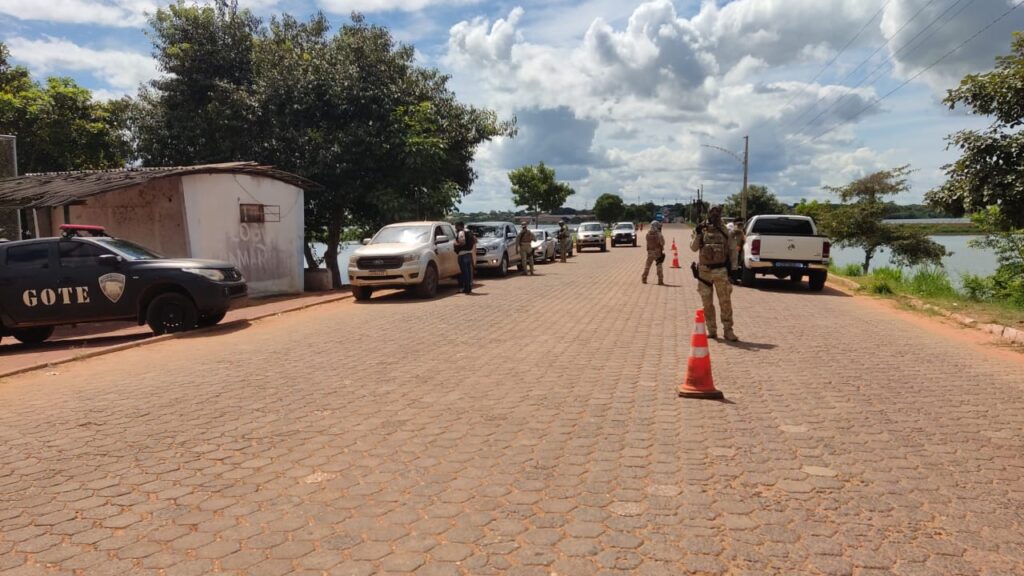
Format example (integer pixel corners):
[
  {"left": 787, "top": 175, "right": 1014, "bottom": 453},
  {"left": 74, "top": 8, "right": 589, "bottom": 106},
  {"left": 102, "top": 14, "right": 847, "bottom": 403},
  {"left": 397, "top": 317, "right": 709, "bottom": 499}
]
[{"left": 0, "top": 162, "right": 320, "bottom": 296}]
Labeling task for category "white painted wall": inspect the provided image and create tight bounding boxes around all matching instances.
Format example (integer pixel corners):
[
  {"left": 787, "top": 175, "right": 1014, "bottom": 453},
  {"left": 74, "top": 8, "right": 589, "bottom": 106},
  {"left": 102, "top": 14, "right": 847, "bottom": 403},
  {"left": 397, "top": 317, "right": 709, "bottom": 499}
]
[{"left": 181, "top": 173, "right": 304, "bottom": 296}]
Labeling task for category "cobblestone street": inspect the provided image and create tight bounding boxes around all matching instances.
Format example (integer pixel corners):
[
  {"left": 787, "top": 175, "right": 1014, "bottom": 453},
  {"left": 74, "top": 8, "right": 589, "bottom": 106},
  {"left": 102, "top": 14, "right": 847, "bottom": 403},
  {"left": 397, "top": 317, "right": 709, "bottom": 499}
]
[{"left": 1, "top": 224, "right": 1023, "bottom": 575}]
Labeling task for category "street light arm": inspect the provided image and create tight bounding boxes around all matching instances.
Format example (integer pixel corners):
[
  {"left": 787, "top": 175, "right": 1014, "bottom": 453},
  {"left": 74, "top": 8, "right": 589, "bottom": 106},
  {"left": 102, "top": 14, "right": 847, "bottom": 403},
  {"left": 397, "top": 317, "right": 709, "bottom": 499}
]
[{"left": 701, "top": 144, "right": 743, "bottom": 165}]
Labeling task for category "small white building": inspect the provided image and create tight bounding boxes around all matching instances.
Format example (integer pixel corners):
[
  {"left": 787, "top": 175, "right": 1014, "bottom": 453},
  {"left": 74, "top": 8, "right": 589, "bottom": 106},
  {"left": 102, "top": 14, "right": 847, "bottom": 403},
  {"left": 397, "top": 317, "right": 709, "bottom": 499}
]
[{"left": 0, "top": 162, "right": 320, "bottom": 296}]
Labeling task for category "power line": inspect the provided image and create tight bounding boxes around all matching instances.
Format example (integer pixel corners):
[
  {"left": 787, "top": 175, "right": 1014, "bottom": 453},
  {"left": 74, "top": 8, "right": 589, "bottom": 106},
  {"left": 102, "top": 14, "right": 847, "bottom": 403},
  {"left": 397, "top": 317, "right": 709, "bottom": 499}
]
[
  {"left": 794, "top": 0, "right": 974, "bottom": 137},
  {"left": 778, "top": 3, "right": 891, "bottom": 116},
  {"left": 781, "top": 0, "right": 943, "bottom": 134},
  {"left": 809, "top": 0, "right": 1024, "bottom": 143}
]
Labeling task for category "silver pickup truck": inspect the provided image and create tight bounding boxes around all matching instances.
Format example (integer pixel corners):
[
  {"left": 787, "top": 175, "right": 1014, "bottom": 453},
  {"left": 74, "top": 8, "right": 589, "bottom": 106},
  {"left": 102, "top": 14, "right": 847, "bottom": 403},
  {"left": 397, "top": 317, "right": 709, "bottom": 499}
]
[{"left": 740, "top": 215, "right": 831, "bottom": 291}]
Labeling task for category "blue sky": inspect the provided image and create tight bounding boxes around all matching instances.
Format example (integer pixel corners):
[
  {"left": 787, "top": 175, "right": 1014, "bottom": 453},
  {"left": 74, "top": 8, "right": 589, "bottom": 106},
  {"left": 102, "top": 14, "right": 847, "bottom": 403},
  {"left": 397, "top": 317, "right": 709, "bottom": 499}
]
[{"left": 3, "top": 0, "right": 1023, "bottom": 212}]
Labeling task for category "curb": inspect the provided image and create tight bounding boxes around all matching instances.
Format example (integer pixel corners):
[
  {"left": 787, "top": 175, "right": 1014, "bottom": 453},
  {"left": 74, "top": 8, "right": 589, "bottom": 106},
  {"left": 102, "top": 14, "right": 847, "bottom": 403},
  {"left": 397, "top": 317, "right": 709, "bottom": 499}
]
[
  {"left": 828, "top": 276, "right": 1022, "bottom": 348},
  {"left": 0, "top": 292, "right": 351, "bottom": 380}
]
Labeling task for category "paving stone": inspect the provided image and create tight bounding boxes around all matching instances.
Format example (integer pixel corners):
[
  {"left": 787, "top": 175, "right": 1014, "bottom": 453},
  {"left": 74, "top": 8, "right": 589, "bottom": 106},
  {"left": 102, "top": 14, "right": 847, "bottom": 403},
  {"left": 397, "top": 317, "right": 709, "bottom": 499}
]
[{"left": 2, "top": 227, "right": 1024, "bottom": 576}]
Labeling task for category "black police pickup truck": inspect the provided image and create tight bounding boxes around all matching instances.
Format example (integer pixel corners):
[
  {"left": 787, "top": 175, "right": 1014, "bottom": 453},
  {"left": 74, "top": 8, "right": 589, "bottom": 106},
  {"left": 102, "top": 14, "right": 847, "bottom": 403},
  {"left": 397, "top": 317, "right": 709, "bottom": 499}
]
[{"left": 0, "top": 225, "right": 247, "bottom": 345}]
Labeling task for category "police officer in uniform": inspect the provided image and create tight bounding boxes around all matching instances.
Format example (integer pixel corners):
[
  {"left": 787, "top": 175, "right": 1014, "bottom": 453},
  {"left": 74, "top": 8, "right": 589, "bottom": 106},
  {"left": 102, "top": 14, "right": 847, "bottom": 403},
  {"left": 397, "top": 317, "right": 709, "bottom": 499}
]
[
  {"left": 690, "top": 205, "right": 739, "bottom": 341},
  {"left": 557, "top": 220, "right": 571, "bottom": 263},
  {"left": 642, "top": 220, "right": 665, "bottom": 285},
  {"left": 517, "top": 222, "right": 535, "bottom": 275}
]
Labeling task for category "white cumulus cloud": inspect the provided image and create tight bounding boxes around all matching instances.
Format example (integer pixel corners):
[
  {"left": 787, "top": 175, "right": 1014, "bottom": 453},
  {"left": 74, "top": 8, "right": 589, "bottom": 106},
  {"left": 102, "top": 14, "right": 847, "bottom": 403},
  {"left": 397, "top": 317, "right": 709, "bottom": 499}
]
[
  {"left": 0, "top": 0, "right": 156, "bottom": 27},
  {"left": 6, "top": 37, "right": 158, "bottom": 92}
]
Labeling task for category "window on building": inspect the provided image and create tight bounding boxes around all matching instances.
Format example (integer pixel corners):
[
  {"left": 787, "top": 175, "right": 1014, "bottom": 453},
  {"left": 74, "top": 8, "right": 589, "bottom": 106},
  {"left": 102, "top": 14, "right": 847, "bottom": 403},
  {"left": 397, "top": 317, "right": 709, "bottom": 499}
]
[
  {"left": 240, "top": 204, "right": 265, "bottom": 223},
  {"left": 239, "top": 204, "right": 281, "bottom": 223}
]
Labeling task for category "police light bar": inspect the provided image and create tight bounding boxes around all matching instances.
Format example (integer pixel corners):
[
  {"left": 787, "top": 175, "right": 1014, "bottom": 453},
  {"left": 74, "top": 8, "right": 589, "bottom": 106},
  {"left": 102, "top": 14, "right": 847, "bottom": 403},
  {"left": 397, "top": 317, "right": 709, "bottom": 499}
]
[{"left": 59, "top": 224, "right": 108, "bottom": 237}]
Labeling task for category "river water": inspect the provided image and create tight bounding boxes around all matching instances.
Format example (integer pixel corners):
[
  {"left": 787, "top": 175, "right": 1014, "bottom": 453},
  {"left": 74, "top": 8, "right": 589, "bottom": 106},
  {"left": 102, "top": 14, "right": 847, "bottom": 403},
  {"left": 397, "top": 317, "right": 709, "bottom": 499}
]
[{"left": 830, "top": 235, "right": 999, "bottom": 286}]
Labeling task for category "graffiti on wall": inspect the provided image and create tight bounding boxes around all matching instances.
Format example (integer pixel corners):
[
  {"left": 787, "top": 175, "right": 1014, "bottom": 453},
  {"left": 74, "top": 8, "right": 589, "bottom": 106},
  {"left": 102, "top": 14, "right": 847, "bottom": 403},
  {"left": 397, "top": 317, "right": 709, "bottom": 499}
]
[{"left": 229, "top": 223, "right": 287, "bottom": 283}]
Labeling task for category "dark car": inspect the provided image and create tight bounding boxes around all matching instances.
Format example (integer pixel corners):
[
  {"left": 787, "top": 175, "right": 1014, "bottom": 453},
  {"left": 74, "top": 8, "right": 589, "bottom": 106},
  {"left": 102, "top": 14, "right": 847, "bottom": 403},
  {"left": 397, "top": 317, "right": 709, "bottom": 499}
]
[{"left": 0, "top": 225, "right": 247, "bottom": 345}]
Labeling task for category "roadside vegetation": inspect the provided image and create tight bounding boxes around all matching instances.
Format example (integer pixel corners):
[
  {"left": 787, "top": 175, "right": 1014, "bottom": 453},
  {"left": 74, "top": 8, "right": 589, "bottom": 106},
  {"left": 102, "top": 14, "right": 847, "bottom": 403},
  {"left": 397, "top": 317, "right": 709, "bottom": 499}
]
[{"left": 829, "top": 263, "right": 1024, "bottom": 329}]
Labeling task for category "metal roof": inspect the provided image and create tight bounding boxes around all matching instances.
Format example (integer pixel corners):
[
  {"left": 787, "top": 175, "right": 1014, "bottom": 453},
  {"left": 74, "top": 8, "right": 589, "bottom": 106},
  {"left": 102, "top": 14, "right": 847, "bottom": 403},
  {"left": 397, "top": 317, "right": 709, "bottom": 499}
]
[{"left": 0, "top": 162, "right": 322, "bottom": 208}]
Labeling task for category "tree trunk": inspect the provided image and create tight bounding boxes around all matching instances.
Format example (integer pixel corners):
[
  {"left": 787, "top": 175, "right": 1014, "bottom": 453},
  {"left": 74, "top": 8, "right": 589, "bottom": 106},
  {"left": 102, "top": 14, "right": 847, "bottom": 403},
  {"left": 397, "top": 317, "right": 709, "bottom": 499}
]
[
  {"left": 304, "top": 242, "right": 318, "bottom": 269},
  {"left": 862, "top": 248, "right": 874, "bottom": 275},
  {"left": 324, "top": 219, "right": 343, "bottom": 290}
]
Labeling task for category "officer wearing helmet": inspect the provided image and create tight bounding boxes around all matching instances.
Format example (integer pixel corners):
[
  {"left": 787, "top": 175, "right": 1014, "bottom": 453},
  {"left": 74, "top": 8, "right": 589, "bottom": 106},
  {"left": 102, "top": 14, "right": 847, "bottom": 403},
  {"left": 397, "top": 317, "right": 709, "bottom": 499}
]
[
  {"left": 642, "top": 220, "right": 665, "bottom": 285},
  {"left": 690, "top": 205, "right": 739, "bottom": 341}
]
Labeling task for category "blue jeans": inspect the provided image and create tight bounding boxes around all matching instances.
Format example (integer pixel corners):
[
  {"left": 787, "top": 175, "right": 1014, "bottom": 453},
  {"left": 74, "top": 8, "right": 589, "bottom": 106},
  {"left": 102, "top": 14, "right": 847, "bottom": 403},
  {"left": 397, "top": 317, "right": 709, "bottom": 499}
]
[{"left": 458, "top": 253, "right": 473, "bottom": 293}]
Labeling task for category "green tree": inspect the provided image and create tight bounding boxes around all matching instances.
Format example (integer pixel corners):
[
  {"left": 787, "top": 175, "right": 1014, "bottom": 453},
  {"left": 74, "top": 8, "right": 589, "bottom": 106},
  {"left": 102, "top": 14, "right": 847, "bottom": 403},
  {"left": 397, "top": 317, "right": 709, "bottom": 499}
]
[
  {"left": 821, "top": 166, "right": 947, "bottom": 273},
  {"left": 0, "top": 42, "right": 127, "bottom": 173},
  {"left": 926, "top": 32, "right": 1024, "bottom": 228},
  {"left": 136, "top": 8, "right": 513, "bottom": 284},
  {"left": 593, "top": 193, "right": 625, "bottom": 224},
  {"left": 723, "top": 185, "right": 789, "bottom": 219},
  {"left": 132, "top": 0, "right": 260, "bottom": 165},
  {"left": 508, "top": 162, "right": 575, "bottom": 218}
]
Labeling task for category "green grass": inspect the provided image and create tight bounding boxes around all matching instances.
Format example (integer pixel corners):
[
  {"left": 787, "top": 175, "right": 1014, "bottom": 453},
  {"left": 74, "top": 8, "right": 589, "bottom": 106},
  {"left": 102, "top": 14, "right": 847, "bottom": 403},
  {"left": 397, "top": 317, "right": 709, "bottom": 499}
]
[{"left": 829, "top": 263, "right": 1023, "bottom": 329}]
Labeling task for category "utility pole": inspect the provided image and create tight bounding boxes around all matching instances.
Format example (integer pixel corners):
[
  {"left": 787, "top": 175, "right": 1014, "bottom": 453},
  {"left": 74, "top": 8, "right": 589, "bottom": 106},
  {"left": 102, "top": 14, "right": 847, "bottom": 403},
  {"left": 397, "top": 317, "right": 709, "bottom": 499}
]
[{"left": 742, "top": 135, "right": 749, "bottom": 221}]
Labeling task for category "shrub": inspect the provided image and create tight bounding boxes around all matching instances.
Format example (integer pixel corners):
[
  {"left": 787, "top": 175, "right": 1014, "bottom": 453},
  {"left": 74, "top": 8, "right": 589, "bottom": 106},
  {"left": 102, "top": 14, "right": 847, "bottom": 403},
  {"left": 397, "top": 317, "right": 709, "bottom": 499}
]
[
  {"left": 864, "top": 267, "right": 902, "bottom": 295},
  {"left": 905, "top": 266, "right": 957, "bottom": 299}
]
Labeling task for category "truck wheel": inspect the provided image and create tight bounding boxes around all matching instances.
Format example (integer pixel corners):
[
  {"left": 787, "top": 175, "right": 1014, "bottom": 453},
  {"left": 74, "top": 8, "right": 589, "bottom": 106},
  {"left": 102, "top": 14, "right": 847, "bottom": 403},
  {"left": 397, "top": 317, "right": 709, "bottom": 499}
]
[
  {"left": 499, "top": 254, "right": 509, "bottom": 277},
  {"left": 197, "top": 311, "right": 227, "bottom": 328},
  {"left": 740, "top": 266, "right": 756, "bottom": 287},
  {"left": 12, "top": 326, "right": 55, "bottom": 345},
  {"left": 415, "top": 263, "right": 438, "bottom": 299},
  {"left": 809, "top": 270, "right": 827, "bottom": 292},
  {"left": 146, "top": 293, "right": 198, "bottom": 335},
  {"left": 352, "top": 286, "right": 373, "bottom": 301}
]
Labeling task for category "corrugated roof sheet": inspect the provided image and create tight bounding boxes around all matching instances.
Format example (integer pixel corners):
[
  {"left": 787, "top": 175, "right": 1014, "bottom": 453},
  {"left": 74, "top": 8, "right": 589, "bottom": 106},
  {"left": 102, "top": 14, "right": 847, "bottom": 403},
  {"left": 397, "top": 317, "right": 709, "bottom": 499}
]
[{"left": 0, "top": 162, "right": 322, "bottom": 208}]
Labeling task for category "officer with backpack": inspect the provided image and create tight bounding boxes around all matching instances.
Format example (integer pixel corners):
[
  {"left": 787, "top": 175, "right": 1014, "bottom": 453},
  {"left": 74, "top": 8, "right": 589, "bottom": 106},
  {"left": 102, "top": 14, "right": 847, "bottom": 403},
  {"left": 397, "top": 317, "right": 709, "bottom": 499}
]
[
  {"left": 689, "top": 205, "right": 739, "bottom": 341},
  {"left": 454, "top": 222, "right": 476, "bottom": 294}
]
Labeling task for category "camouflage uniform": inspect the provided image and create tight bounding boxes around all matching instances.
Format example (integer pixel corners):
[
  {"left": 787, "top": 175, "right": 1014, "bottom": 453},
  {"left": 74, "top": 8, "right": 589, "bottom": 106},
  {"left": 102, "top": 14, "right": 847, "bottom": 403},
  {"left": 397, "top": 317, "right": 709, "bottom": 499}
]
[
  {"left": 517, "top": 225, "right": 535, "bottom": 275},
  {"left": 642, "top": 221, "right": 665, "bottom": 285},
  {"left": 557, "top": 222, "right": 570, "bottom": 263},
  {"left": 690, "top": 209, "right": 738, "bottom": 341}
]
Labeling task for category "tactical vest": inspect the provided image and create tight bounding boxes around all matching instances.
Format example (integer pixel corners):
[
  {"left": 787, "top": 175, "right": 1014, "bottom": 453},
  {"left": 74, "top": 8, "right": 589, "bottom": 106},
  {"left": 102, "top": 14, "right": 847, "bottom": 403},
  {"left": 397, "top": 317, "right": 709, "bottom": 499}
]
[{"left": 698, "top": 225, "right": 728, "bottom": 267}]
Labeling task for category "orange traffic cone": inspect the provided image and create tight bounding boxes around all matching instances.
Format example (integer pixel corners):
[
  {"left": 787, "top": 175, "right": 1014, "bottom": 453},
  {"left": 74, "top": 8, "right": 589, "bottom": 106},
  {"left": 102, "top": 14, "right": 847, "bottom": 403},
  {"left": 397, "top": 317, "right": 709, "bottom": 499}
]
[
  {"left": 670, "top": 248, "right": 681, "bottom": 269},
  {"left": 671, "top": 238, "right": 678, "bottom": 252},
  {"left": 679, "top": 309, "right": 724, "bottom": 400}
]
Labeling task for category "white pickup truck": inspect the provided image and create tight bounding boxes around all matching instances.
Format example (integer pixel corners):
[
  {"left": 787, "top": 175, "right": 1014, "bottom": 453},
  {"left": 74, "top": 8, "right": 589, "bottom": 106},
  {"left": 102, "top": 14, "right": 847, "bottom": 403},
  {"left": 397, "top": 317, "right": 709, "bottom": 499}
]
[{"left": 740, "top": 215, "right": 831, "bottom": 291}]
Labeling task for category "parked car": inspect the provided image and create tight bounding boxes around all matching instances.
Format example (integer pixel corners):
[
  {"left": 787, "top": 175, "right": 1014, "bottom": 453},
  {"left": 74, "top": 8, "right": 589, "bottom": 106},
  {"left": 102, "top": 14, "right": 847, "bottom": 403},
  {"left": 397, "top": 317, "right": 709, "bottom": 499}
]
[
  {"left": 610, "top": 222, "right": 637, "bottom": 247},
  {"left": 740, "top": 215, "right": 830, "bottom": 291},
  {"left": 469, "top": 221, "right": 521, "bottom": 276},
  {"left": 576, "top": 222, "right": 608, "bottom": 252},
  {"left": 0, "top": 224, "right": 247, "bottom": 345},
  {"left": 348, "top": 221, "right": 460, "bottom": 300},
  {"left": 530, "top": 229, "right": 557, "bottom": 262}
]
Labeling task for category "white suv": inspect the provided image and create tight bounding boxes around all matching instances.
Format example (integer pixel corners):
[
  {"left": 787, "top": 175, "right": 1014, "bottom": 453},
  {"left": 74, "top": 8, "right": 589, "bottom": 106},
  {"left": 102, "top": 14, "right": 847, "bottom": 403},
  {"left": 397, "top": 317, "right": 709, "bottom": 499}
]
[{"left": 348, "top": 222, "right": 460, "bottom": 300}]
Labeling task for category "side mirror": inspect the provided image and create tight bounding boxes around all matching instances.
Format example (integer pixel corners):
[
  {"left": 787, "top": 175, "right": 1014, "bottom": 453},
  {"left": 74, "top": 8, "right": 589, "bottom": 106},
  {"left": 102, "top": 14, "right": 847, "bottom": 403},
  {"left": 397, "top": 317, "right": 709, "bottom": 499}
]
[
  {"left": 98, "top": 254, "right": 121, "bottom": 266},
  {"left": 362, "top": 238, "right": 371, "bottom": 245},
  {"left": 435, "top": 235, "right": 450, "bottom": 244},
  {"left": 507, "top": 233, "right": 516, "bottom": 239}
]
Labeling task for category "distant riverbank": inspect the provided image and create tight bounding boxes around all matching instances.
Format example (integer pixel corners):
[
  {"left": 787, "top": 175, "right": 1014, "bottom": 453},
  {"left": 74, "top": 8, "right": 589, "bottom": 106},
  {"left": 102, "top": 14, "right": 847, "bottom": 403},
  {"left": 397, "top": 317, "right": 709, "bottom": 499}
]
[{"left": 883, "top": 218, "right": 979, "bottom": 235}]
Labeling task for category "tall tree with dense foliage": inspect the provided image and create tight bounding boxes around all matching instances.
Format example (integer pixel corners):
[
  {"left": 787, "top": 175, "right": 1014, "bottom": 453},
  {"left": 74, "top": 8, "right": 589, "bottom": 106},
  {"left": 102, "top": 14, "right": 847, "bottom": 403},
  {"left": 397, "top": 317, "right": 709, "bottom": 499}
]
[
  {"left": 822, "top": 166, "right": 947, "bottom": 273},
  {"left": 926, "top": 32, "right": 1024, "bottom": 228},
  {"left": 135, "top": 5, "right": 513, "bottom": 285},
  {"left": 0, "top": 42, "right": 127, "bottom": 173},
  {"left": 593, "top": 193, "right": 626, "bottom": 224},
  {"left": 723, "top": 185, "right": 789, "bottom": 219},
  {"left": 132, "top": 0, "right": 260, "bottom": 165},
  {"left": 508, "top": 162, "right": 575, "bottom": 218}
]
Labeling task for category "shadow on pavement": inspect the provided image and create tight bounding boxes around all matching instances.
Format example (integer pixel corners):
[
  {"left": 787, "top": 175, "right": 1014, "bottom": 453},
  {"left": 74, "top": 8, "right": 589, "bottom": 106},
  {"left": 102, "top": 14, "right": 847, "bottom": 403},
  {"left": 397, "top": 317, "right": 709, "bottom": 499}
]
[
  {"left": 177, "top": 321, "right": 252, "bottom": 339},
  {"left": 357, "top": 284, "right": 466, "bottom": 304},
  {"left": 720, "top": 340, "right": 776, "bottom": 352},
  {"left": 744, "top": 278, "right": 850, "bottom": 297},
  {"left": 0, "top": 333, "right": 151, "bottom": 355}
]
